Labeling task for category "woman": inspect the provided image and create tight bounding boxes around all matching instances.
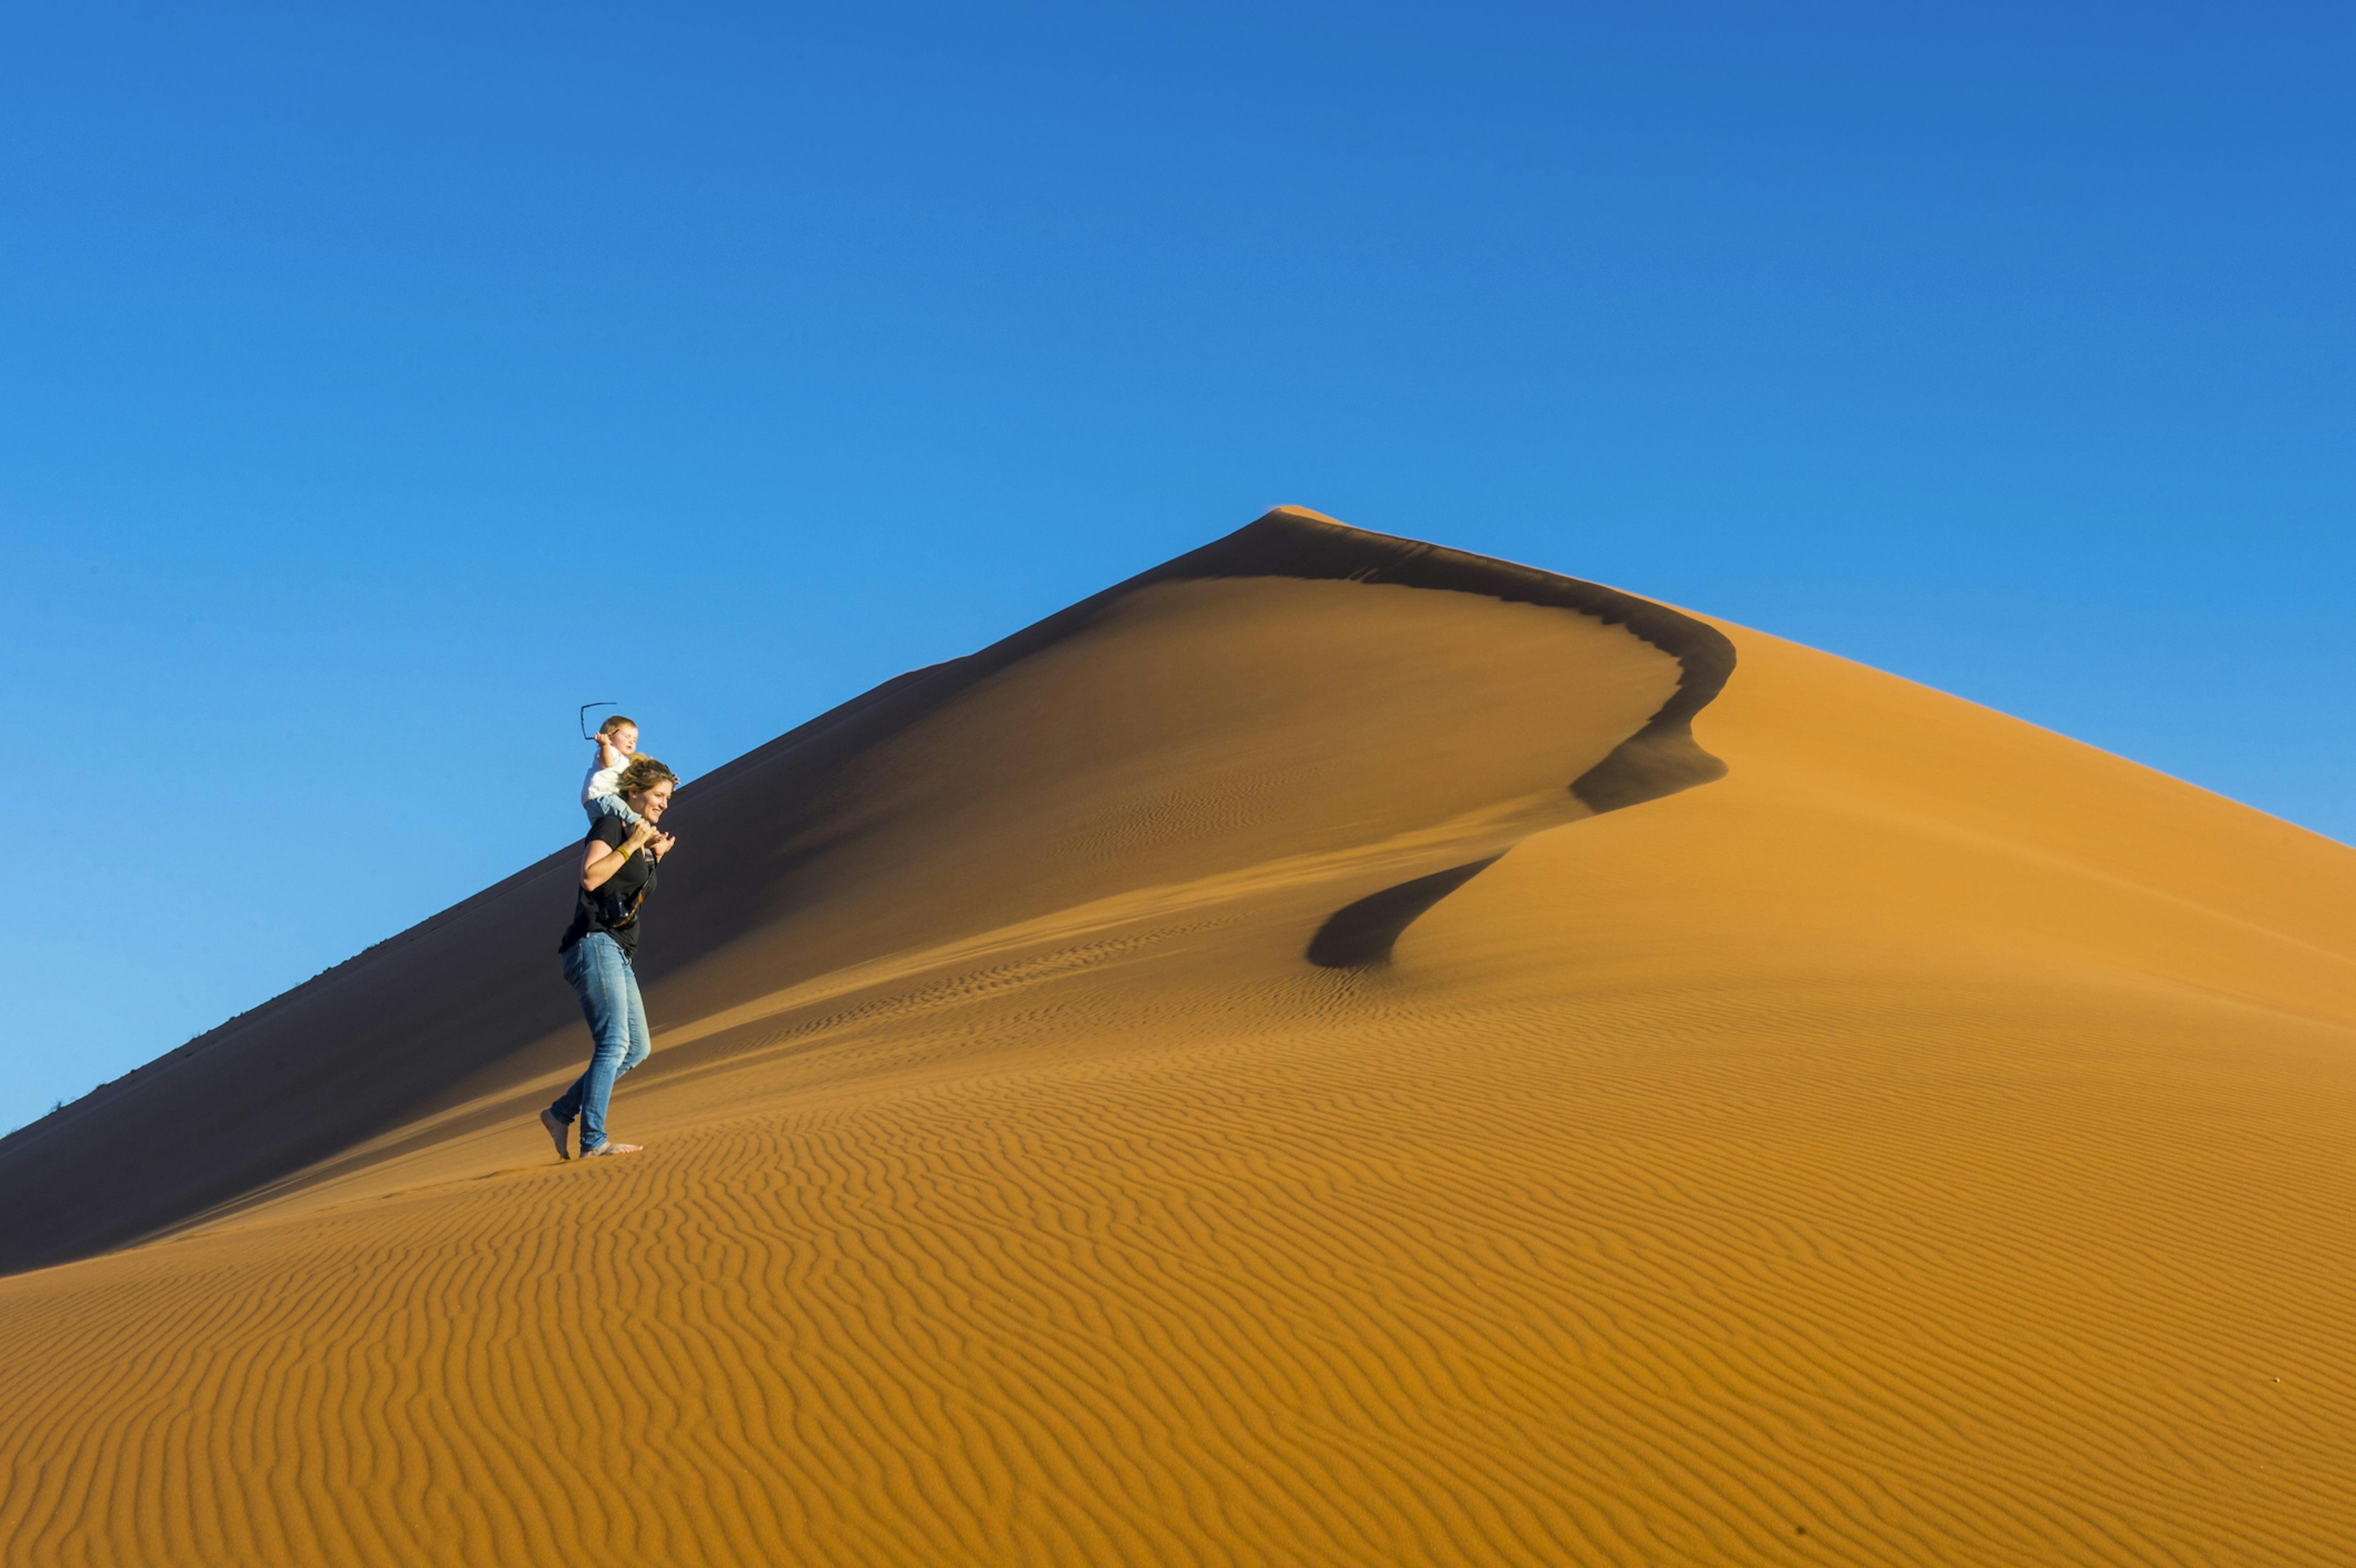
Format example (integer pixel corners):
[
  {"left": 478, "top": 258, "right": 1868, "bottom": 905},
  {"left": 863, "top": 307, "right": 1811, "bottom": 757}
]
[{"left": 540, "top": 755, "right": 680, "bottom": 1160}]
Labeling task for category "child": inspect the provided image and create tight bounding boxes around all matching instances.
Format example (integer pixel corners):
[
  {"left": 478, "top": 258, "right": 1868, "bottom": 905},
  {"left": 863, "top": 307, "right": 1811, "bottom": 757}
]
[{"left": 583, "top": 714, "right": 642, "bottom": 823}]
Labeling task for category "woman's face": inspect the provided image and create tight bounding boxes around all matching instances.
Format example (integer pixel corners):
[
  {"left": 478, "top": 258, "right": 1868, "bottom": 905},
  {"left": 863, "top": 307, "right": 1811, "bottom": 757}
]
[{"left": 631, "top": 780, "right": 675, "bottom": 823}]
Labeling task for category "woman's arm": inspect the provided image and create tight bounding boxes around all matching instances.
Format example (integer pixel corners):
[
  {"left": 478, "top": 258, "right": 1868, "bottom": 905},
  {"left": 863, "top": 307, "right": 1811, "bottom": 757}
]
[{"left": 582, "top": 821, "right": 655, "bottom": 891}]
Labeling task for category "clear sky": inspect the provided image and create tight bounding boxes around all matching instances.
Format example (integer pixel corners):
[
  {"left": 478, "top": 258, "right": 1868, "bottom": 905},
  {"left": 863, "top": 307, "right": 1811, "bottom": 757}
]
[{"left": 3, "top": 2, "right": 2350, "bottom": 1135}]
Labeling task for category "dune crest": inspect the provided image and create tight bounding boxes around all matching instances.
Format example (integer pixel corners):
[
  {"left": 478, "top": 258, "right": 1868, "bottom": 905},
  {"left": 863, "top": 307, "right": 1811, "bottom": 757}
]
[{"left": 4, "top": 511, "right": 2353, "bottom": 1567}]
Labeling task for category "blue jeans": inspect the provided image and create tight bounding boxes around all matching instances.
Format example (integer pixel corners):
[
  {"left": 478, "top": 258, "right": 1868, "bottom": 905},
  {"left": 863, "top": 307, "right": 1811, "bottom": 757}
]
[
  {"left": 551, "top": 931, "right": 651, "bottom": 1150},
  {"left": 585, "top": 793, "right": 641, "bottom": 824}
]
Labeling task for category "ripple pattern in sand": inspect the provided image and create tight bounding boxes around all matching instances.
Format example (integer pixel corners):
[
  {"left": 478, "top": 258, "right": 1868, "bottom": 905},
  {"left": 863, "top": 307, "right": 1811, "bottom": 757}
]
[{"left": 4, "top": 913, "right": 2352, "bottom": 1567}]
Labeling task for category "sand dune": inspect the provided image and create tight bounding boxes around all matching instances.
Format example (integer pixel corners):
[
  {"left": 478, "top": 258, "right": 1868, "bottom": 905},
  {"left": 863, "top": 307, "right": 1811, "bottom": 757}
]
[{"left": 3, "top": 508, "right": 2352, "bottom": 1565}]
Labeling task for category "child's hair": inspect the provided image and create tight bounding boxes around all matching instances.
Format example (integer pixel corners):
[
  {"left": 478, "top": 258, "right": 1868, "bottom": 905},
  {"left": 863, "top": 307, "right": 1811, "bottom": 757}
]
[
  {"left": 614, "top": 756, "right": 679, "bottom": 796},
  {"left": 598, "top": 713, "right": 638, "bottom": 738}
]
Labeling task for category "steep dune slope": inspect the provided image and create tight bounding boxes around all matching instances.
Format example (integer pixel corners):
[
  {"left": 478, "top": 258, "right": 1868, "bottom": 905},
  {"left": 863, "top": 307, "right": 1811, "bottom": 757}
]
[
  {"left": 0, "top": 509, "right": 1724, "bottom": 1274},
  {"left": 3, "top": 510, "right": 2352, "bottom": 1567}
]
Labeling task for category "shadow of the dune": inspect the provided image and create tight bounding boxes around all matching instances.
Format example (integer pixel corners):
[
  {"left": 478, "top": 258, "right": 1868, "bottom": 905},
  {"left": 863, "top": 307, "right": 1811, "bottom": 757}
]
[
  {"left": 1307, "top": 858, "right": 1506, "bottom": 968},
  {"left": 1258, "top": 509, "right": 1735, "bottom": 967}
]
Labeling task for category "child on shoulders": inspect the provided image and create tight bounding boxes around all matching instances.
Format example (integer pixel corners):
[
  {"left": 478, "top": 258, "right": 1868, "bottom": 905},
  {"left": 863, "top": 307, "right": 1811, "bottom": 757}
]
[{"left": 583, "top": 714, "right": 642, "bottom": 823}]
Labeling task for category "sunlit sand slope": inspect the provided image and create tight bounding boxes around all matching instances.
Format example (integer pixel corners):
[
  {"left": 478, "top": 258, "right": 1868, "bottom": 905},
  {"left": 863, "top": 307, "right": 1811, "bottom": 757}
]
[{"left": 4, "top": 510, "right": 2353, "bottom": 1566}]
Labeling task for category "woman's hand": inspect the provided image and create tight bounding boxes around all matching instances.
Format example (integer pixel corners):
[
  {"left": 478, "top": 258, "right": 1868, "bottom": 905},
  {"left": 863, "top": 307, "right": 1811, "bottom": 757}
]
[
  {"left": 583, "top": 824, "right": 653, "bottom": 891},
  {"left": 646, "top": 831, "right": 677, "bottom": 861}
]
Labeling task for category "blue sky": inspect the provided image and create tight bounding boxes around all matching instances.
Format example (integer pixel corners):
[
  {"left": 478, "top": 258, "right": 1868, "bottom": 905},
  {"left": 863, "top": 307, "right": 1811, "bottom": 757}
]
[{"left": 3, "top": 1, "right": 2349, "bottom": 1134}]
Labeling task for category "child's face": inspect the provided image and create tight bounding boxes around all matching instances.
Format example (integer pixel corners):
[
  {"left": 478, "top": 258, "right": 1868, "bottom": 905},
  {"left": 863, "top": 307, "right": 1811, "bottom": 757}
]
[{"left": 610, "top": 724, "right": 639, "bottom": 755}]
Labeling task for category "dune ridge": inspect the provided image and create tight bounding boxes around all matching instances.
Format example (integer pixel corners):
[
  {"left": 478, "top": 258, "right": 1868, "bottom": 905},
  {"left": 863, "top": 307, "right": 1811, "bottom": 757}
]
[
  {"left": 4, "top": 510, "right": 2353, "bottom": 1566},
  {"left": 0, "top": 507, "right": 1716, "bottom": 1275}
]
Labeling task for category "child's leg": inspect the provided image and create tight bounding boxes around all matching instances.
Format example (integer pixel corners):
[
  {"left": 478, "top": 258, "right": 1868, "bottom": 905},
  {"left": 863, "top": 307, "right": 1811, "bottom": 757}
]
[{"left": 585, "top": 793, "right": 642, "bottom": 824}]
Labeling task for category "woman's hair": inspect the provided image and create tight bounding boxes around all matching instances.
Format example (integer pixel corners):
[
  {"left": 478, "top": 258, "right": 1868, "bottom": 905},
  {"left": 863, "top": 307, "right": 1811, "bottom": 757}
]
[{"left": 615, "top": 755, "right": 679, "bottom": 797}]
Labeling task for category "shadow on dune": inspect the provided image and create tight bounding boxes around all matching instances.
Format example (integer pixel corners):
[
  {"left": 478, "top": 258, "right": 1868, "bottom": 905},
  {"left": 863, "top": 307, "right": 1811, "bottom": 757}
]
[
  {"left": 0, "top": 507, "right": 1733, "bottom": 1275},
  {"left": 1307, "top": 858, "right": 1507, "bottom": 968},
  {"left": 1269, "top": 516, "right": 1736, "bottom": 967}
]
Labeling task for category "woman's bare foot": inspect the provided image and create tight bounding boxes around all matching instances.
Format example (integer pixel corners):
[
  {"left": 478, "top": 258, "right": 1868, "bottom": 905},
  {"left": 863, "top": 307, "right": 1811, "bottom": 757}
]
[
  {"left": 539, "top": 1108, "right": 572, "bottom": 1161},
  {"left": 578, "top": 1140, "right": 643, "bottom": 1158}
]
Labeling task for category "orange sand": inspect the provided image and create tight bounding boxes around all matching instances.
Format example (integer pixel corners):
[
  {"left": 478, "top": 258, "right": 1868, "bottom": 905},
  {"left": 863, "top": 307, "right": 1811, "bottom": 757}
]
[{"left": 3, "top": 510, "right": 2351, "bottom": 1566}]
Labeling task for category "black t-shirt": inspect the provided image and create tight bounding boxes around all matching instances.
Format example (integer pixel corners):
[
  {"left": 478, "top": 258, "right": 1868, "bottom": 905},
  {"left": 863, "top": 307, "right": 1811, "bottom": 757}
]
[{"left": 560, "top": 815, "right": 658, "bottom": 957}]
